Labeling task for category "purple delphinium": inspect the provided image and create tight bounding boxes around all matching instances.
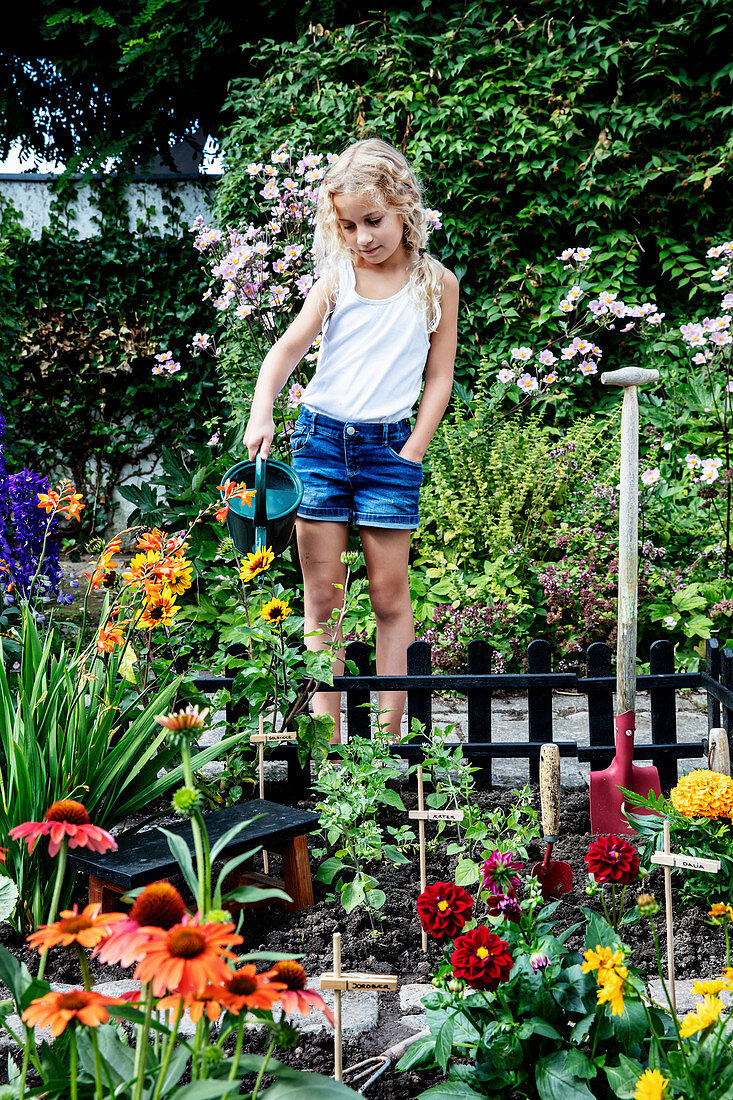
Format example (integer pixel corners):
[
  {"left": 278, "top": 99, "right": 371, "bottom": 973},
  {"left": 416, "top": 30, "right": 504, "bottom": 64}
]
[
  {"left": 481, "top": 850, "right": 524, "bottom": 896},
  {"left": 0, "top": 415, "right": 62, "bottom": 601}
]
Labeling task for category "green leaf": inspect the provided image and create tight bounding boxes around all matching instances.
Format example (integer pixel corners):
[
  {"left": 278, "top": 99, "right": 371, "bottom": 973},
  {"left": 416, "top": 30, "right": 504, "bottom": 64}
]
[
  {"left": 418, "top": 1084, "right": 488, "bottom": 1099},
  {"left": 225, "top": 884, "right": 292, "bottom": 905},
  {"left": 535, "top": 1052, "right": 596, "bottom": 1100},
  {"left": 159, "top": 827, "right": 200, "bottom": 900},
  {"left": 316, "top": 857, "right": 345, "bottom": 885},
  {"left": 377, "top": 788, "right": 406, "bottom": 810},
  {"left": 260, "top": 1072, "right": 365, "bottom": 1097},
  {"left": 455, "top": 858, "right": 479, "bottom": 887},
  {"left": 0, "top": 878, "right": 19, "bottom": 923},
  {"left": 603, "top": 1055, "right": 645, "bottom": 1099}
]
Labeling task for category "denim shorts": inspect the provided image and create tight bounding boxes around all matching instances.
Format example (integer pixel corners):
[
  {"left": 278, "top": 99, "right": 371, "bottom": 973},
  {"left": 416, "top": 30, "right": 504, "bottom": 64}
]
[{"left": 290, "top": 407, "right": 423, "bottom": 529}]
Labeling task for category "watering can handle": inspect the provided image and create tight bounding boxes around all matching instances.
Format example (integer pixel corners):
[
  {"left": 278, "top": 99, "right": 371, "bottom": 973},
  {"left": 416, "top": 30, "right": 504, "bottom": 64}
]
[{"left": 254, "top": 453, "right": 267, "bottom": 552}]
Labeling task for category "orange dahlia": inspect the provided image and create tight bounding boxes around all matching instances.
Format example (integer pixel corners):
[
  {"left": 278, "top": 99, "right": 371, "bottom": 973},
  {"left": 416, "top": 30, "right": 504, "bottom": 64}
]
[
  {"left": 94, "top": 882, "right": 188, "bottom": 967},
  {"left": 133, "top": 916, "right": 243, "bottom": 997},
  {"left": 28, "top": 903, "right": 126, "bottom": 954},
  {"left": 272, "top": 960, "right": 335, "bottom": 1025},
  {"left": 9, "top": 799, "right": 117, "bottom": 857},
  {"left": 22, "top": 989, "right": 122, "bottom": 1036},
  {"left": 216, "top": 965, "right": 286, "bottom": 1014}
]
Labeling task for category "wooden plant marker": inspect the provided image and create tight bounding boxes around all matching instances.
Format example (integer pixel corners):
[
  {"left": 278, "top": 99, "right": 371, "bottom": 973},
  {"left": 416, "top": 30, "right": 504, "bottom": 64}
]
[
  {"left": 650, "top": 820, "right": 720, "bottom": 1011},
  {"left": 709, "top": 728, "right": 731, "bottom": 777},
  {"left": 251, "top": 715, "right": 297, "bottom": 875},
  {"left": 408, "top": 765, "right": 464, "bottom": 952},
  {"left": 320, "top": 932, "right": 398, "bottom": 1083}
]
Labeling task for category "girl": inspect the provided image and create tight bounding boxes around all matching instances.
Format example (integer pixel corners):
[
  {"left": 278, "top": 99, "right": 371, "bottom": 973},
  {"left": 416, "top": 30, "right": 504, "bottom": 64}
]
[{"left": 244, "top": 137, "right": 458, "bottom": 740}]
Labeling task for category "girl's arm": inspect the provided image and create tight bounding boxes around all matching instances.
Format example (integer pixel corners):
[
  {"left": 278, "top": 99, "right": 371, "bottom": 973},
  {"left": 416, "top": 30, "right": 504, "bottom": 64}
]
[
  {"left": 244, "top": 278, "right": 331, "bottom": 459},
  {"left": 398, "top": 268, "right": 459, "bottom": 463}
]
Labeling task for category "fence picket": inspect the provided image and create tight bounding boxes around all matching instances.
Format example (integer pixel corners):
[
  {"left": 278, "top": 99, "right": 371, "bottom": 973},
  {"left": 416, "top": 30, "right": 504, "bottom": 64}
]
[
  {"left": 707, "top": 638, "right": 721, "bottom": 729},
  {"left": 406, "top": 640, "right": 432, "bottom": 735},
  {"left": 649, "top": 639, "right": 678, "bottom": 790},
  {"left": 344, "top": 641, "right": 371, "bottom": 738},
  {"left": 467, "top": 639, "right": 492, "bottom": 788},
  {"left": 527, "top": 639, "right": 553, "bottom": 784},
  {"left": 586, "top": 642, "right": 614, "bottom": 769}
]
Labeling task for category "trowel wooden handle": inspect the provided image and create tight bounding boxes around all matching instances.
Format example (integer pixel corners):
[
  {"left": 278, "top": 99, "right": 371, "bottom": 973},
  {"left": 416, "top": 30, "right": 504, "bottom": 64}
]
[
  {"left": 709, "top": 728, "right": 731, "bottom": 777},
  {"left": 539, "top": 743, "right": 561, "bottom": 839}
]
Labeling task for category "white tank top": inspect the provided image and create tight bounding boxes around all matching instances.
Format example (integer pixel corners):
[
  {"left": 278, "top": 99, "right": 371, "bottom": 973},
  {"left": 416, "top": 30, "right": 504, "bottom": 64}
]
[{"left": 300, "top": 261, "right": 431, "bottom": 423}]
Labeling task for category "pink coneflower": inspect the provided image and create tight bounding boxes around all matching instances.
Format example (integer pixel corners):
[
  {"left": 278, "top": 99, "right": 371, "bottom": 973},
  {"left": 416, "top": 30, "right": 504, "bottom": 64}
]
[
  {"left": 271, "top": 960, "right": 335, "bottom": 1026},
  {"left": 133, "top": 916, "right": 243, "bottom": 997},
  {"left": 10, "top": 800, "right": 117, "bottom": 858}
]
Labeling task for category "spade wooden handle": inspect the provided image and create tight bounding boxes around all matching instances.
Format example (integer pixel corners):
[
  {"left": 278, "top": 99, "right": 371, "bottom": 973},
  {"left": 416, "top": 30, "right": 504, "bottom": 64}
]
[{"left": 539, "top": 743, "right": 561, "bottom": 839}]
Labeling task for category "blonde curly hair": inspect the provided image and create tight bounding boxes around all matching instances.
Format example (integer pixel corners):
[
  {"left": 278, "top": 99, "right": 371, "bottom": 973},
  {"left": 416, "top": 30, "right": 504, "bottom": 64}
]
[{"left": 313, "top": 138, "right": 444, "bottom": 332}]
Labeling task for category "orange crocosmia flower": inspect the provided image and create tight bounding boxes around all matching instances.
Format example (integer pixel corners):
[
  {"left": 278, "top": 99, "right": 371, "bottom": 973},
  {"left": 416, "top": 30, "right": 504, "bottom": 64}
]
[
  {"left": 9, "top": 799, "right": 117, "bottom": 858},
  {"left": 136, "top": 589, "right": 178, "bottom": 630},
  {"left": 216, "top": 965, "right": 286, "bottom": 1014},
  {"left": 27, "top": 903, "right": 126, "bottom": 954},
  {"left": 272, "top": 960, "right": 335, "bottom": 1026},
  {"left": 22, "top": 989, "right": 123, "bottom": 1036},
  {"left": 37, "top": 490, "right": 60, "bottom": 514},
  {"left": 133, "top": 917, "right": 243, "bottom": 997},
  {"left": 135, "top": 528, "right": 166, "bottom": 552},
  {"left": 217, "top": 479, "right": 256, "bottom": 507},
  {"left": 214, "top": 503, "right": 230, "bottom": 523},
  {"left": 84, "top": 537, "right": 123, "bottom": 590},
  {"left": 58, "top": 492, "right": 85, "bottom": 522},
  {"left": 96, "top": 622, "right": 125, "bottom": 653},
  {"left": 124, "top": 549, "right": 169, "bottom": 587}
]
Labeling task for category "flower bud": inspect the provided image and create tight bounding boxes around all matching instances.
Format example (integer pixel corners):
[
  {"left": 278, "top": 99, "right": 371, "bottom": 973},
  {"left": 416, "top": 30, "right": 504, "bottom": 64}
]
[
  {"left": 172, "top": 786, "right": 201, "bottom": 816},
  {"left": 202, "top": 1046, "right": 224, "bottom": 1066},
  {"left": 273, "top": 1021, "right": 300, "bottom": 1050},
  {"left": 530, "top": 952, "right": 550, "bottom": 973},
  {"left": 448, "top": 978, "right": 465, "bottom": 994},
  {"left": 206, "top": 908, "right": 233, "bottom": 924},
  {"left": 340, "top": 550, "right": 360, "bottom": 567},
  {"left": 636, "top": 893, "right": 660, "bottom": 915}
]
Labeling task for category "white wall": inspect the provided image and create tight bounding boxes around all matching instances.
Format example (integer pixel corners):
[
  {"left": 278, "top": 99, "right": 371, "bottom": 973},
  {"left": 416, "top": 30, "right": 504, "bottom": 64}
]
[{"left": 0, "top": 176, "right": 218, "bottom": 239}]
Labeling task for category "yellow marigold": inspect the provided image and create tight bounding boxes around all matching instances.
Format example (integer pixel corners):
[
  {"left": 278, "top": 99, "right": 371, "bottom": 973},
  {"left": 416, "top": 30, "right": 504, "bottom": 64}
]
[
  {"left": 240, "top": 547, "right": 275, "bottom": 583},
  {"left": 581, "top": 944, "right": 627, "bottom": 978},
  {"left": 670, "top": 769, "right": 733, "bottom": 819},
  {"left": 596, "top": 968, "right": 626, "bottom": 1016},
  {"left": 679, "top": 994, "right": 725, "bottom": 1037},
  {"left": 692, "top": 977, "right": 730, "bottom": 996},
  {"left": 633, "top": 1068, "right": 668, "bottom": 1100},
  {"left": 261, "top": 598, "right": 290, "bottom": 626},
  {"left": 708, "top": 902, "right": 733, "bottom": 923}
]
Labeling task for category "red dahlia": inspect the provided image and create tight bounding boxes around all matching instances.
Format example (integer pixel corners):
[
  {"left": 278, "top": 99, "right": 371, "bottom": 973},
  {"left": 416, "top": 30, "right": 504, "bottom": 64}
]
[
  {"left": 585, "top": 834, "right": 641, "bottom": 885},
  {"left": 417, "top": 882, "right": 474, "bottom": 941},
  {"left": 451, "top": 926, "right": 513, "bottom": 991}
]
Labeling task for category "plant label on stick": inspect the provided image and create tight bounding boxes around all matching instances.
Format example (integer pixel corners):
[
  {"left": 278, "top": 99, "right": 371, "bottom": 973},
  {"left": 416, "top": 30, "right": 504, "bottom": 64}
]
[
  {"left": 251, "top": 732, "right": 298, "bottom": 743},
  {"left": 408, "top": 809, "right": 464, "bottom": 822},
  {"left": 321, "top": 933, "right": 398, "bottom": 1082},
  {"left": 650, "top": 820, "right": 720, "bottom": 1011}
]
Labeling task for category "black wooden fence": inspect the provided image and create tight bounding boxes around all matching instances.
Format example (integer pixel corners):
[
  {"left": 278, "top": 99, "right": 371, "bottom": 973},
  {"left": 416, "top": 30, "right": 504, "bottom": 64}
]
[{"left": 192, "top": 637, "right": 733, "bottom": 794}]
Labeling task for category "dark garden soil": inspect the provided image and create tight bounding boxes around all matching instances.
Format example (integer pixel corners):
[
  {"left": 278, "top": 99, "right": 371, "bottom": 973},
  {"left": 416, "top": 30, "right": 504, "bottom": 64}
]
[{"left": 1, "top": 781, "right": 726, "bottom": 1098}]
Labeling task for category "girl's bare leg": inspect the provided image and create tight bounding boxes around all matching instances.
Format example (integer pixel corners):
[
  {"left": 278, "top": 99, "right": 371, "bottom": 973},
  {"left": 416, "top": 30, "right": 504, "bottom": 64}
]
[
  {"left": 296, "top": 518, "right": 349, "bottom": 742},
  {"left": 359, "top": 526, "right": 414, "bottom": 740}
]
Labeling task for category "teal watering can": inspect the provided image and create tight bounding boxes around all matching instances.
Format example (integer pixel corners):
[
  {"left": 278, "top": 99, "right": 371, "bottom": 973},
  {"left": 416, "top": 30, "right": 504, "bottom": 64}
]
[{"left": 221, "top": 454, "right": 303, "bottom": 556}]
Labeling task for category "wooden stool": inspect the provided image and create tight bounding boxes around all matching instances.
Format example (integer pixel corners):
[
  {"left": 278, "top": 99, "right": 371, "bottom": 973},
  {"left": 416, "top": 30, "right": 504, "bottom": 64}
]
[{"left": 68, "top": 799, "right": 318, "bottom": 913}]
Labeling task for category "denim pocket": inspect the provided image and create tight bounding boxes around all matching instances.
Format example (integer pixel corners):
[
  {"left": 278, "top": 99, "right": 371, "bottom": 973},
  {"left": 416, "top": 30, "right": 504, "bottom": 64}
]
[
  {"left": 386, "top": 442, "right": 422, "bottom": 469},
  {"left": 290, "top": 426, "right": 311, "bottom": 454}
]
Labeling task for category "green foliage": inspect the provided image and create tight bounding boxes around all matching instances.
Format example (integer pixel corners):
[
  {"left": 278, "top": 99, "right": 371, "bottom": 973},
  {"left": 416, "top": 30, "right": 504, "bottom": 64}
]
[
  {"left": 313, "top": 723, "right": 414, "bottom": 928},
  {"left": 0, "top": 607, "right": 241, "bottom": 930},
  {"left": 220, "top": 1, "right": 733, "bottom": 391},
  {"left": 0, "top": 182, "right": 222, "bottom": 533},
  {"left": 419, "top": 382, "right": 614, "bottom": 560}
]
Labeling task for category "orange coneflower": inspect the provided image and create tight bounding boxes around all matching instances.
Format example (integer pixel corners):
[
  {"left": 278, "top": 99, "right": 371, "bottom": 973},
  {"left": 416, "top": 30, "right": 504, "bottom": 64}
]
[
  {"left": 27, "top": 903, "right": 126, "bottom": 954},
  {"left": 154, "top": 705, "right": 210, "bottom": 731},
  {"left": 94, "top": 882, "right": 188, "bottom": 967},
  {"left": 136, "top": 589, "right": 179, "bottom": 630},
  {"left": 157, "top": 988, "right": 225, "bottom": 1023},
  {"left": 9, "top": 799, "right": 118, "bottom": 857},
  {"left": 22, "top": 989, "right": 123, "bottom": 1036},
  {"left": 133, "top": 916, "right": 243, "bottom": 997},
  {"left": 216, "top": 965, "right": 286, "bottom": 1014},
  {"left": 239, "top": 547, "right": 275, "bottom": 583},
  {"left": 272, "top": 960, "right": 335, "bottom": 1025}
]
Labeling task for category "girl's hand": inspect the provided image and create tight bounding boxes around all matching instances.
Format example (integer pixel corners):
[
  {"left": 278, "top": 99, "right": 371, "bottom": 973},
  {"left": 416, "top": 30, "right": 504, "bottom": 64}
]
[{"left": 244, "top": 412, "right": 275, "bottom": 460}]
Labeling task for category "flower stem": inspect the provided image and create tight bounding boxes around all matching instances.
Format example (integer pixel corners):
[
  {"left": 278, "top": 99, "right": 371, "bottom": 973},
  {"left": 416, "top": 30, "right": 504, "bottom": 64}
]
[
  {"left": 726, "top": 924, "right": 731, "bottom": 970},
  {"left": 226, "top": 1019, "right": 246, "bottom": 1083},
  {"left": 151, "top": 999, "right": 184, "bottom": 1100},
  {"left": 70, "top": 1028, "right": 78, "bottom": 1100},
  {"left": 90, "top": 1028, "right": 104, "bottom": 1100},
  {"left": 132, "top": 983, "right": 155, "bottom": 1100},
  {"left": 37, "top": 840, "right": 68, "bottom": 983},
  {"left": 251, "top": 1036, "right": 276, "bottom": 1100},
  {"left": 75, "top": 945, "right": 93, "bottom": 991},
  {"left": 181, "top": 739, "right": 207, "bottom": 914}
]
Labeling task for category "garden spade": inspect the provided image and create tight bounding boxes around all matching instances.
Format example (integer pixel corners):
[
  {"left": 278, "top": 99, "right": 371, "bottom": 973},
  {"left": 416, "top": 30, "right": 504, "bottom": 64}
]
[
  {"left": 590, "top": 367, "right": 662, "bottom": 835},
  {"left": 532, "top": 743, "right": 572, "bottom": 899}
]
